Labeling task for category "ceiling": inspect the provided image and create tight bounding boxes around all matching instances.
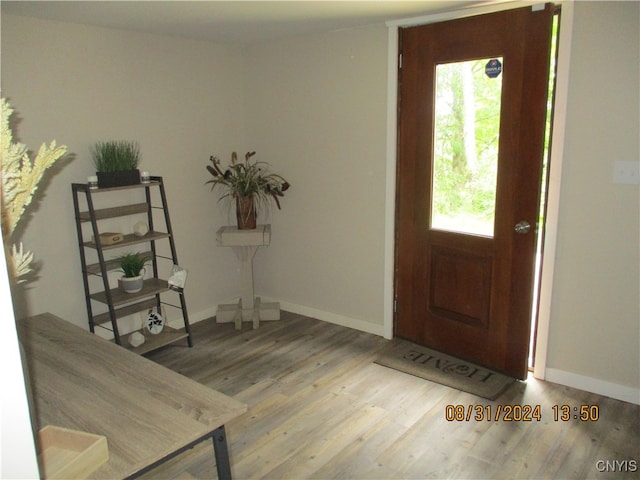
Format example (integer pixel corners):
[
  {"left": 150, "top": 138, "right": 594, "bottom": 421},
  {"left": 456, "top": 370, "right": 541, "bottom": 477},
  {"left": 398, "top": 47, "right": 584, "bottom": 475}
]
[{"left": 1, "top": 1, "right": 493, "bottom": 45}]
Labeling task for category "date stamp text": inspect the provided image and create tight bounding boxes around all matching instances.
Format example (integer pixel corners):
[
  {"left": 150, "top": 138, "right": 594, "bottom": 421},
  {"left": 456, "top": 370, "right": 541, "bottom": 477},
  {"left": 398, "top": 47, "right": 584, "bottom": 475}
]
[{"left": 444, "top": 404, "right": 600, "bottom": 422}]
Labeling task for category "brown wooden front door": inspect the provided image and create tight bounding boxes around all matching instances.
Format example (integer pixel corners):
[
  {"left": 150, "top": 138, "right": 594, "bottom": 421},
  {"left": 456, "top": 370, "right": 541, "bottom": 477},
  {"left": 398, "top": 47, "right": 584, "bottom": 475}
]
[{"left": 394, "top": 5, "right": 554, "bottom": 379}]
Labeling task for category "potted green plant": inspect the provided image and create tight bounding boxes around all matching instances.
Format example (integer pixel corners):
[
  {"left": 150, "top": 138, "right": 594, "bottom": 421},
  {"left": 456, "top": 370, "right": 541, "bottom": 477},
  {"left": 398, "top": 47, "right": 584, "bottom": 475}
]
[
  {"left": 91, "top": 140, "right": 141, "bottom": 188},
  {"left": 116, "top": 251, "right": 150, "bottom": 293},
  {"left": 206, "top": 151, "right": 290, "bottom": 229}
]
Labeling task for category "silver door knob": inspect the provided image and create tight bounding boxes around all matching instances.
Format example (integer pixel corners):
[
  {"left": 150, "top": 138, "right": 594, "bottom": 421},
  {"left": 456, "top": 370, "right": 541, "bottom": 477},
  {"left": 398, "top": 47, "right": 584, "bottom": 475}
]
[{"left": 514, "top": 221, "right": 531, "bottom": 234}]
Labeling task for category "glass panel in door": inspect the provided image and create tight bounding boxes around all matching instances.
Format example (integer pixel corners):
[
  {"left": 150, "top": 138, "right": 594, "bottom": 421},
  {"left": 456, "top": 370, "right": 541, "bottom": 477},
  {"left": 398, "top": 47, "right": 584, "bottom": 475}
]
[{"left": 431, "top": 58, "right": 503, "bottom": 237}]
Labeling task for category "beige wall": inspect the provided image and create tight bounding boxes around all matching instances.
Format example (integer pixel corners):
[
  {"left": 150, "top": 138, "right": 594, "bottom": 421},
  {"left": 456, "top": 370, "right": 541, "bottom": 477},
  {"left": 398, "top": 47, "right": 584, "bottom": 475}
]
[
  {"left": 1, "top": 0, "right": 638, "bottom": 402},
  {"left": 545, "top": 1, "right": 639, "bottom": 394},
  {"left": 243, "top": 25, "right": 388, "bottom": 332},
  {"left": 1, "top": 15, "right": 248, "bottom": 331}
]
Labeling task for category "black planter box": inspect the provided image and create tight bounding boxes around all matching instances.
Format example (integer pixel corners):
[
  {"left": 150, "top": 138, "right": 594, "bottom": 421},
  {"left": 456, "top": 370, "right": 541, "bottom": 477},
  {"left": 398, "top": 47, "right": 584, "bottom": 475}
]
[{"left": 96, "top": 169, "right": 140, "bottom": 188}]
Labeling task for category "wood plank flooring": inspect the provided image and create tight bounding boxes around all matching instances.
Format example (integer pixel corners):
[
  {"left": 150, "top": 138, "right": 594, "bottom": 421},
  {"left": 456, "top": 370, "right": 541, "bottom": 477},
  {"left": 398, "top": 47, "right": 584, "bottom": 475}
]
[{"left": 143, "top": 312, "right": 639, "bottom": 479}]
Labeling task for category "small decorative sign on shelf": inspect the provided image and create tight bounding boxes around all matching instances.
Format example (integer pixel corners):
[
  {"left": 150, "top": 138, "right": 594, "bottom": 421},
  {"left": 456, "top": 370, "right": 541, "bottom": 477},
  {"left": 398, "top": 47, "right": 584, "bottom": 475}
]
[
  {"left": 91, "top": 232, "right": 123, "bottom": 245},
  {"left": 168, "top": 264, "right": 188, "bottom": 291}
]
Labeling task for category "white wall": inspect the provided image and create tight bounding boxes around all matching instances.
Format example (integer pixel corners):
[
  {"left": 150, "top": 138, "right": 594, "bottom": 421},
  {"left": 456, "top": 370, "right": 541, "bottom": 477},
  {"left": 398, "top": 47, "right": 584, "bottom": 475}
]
[
  {"left": 244, "top": 25, "right": 388, "bottom": 333},
  {"left": 0, "top": 249, "right": 39, "bottom": 478},
  {"left": 544, "top": 1, "right": 639, "bottom": 400},
  {"left": 1, "top": 15, "right": 248, "bottom": 331}
]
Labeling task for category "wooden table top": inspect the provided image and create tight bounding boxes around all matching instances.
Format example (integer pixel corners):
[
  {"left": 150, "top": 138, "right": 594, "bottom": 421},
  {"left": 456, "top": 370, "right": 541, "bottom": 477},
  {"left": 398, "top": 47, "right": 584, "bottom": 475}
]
[{"left": 18, "top": 313, "right": 247, "bottom": 479}]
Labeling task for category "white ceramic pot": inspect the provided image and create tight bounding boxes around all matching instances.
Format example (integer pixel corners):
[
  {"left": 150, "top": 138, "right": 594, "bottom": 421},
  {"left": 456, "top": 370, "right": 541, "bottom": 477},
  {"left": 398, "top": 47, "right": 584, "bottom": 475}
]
[{"left": 119, "top": 275, "right": 144, "bottom": 293}]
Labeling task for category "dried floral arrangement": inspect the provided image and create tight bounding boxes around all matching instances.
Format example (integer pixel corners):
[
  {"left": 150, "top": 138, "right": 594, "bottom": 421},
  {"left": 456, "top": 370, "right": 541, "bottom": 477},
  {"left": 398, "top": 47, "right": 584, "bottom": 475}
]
[
  {"left": 1, "top": 96, "right": 67, "bottom": 282},
  {"left": 206, "top": 151, "right": 290, "bottom": 209}
]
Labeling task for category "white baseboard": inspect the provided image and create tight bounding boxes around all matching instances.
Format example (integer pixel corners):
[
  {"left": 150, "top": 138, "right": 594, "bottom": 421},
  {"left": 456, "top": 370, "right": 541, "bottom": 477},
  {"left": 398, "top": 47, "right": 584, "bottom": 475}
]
[
  {"left": 177, "top": 300, "right": 385, "bottom": 339},
  {"left": 187, "top": 298, "right": 385, "bottom": 337},
  {"left": 545, "top": 368, "right": 640, "bottom": 405},
  {"left": 276, "top": 301, "right": 385, "bottom": 337}
]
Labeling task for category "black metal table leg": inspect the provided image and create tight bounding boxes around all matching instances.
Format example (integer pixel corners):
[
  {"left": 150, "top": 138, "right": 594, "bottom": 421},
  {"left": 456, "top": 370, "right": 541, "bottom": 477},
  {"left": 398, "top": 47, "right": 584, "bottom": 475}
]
[{"left": 212, "top": 425, "right": 232, "bottom": 480}]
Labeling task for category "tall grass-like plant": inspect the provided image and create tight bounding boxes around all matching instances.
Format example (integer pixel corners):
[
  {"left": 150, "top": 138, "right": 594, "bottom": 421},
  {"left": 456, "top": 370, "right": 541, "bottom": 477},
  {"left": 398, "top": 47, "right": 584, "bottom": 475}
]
[
  {"left": 116, "top": 251, "right": 150, "bottom": 278},
  {"left": 91, "top": 141, "right": 140, "bottom": 172}
]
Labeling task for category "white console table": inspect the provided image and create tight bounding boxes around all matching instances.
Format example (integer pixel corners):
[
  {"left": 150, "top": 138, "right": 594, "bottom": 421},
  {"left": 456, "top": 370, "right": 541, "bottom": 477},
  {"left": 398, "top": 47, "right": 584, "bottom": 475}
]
[{"left": 216, "top": 224, "right": 280, "bottom": 329}]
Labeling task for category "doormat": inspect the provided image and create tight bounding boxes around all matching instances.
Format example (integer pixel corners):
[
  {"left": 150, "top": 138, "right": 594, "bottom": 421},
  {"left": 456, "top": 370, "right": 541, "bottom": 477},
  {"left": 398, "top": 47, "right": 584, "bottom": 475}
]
[{"left": 374, "top": 339, "right": 515, "bottom": 400}]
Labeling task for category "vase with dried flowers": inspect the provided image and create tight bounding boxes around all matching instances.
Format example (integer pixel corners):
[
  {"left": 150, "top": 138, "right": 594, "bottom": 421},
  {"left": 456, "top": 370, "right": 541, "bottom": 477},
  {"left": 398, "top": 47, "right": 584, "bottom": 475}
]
[{"left": 206, "top": 151, "right": 290, "bottom": 229}]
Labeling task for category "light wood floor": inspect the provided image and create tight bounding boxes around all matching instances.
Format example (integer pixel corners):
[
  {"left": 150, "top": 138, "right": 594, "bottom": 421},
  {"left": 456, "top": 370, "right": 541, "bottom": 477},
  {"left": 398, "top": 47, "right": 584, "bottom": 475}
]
[{"left": 144, "top": 312, "right": 639, "bottom": 480}]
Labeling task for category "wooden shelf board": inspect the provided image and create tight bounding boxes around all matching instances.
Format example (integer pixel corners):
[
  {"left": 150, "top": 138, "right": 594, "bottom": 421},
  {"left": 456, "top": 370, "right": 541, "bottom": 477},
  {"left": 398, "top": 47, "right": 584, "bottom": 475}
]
[
  {"left": 92, "top": 297, "right": 158, "bottom": 326},
  {"left": 123, "top": 328, "right": 189, "bottom": 355},
  {"left": 79, "top": 202, "right": 148, "bottom": 222},
  {"left": 90, "top": 278, "right": 169, "bottom": 306},
  {"left": 72, "top": 180, "right": 160, "bottom": 193},
  {"left": 83, "top": 231, "right": 170, "bottom": 250},
  {"left": 85, "top": 250, "right": 153, "bottom": 275}
]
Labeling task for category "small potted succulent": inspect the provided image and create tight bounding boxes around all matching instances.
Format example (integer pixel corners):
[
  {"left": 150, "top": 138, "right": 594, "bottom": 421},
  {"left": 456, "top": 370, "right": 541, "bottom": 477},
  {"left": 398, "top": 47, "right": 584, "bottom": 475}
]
[
  {"left": 206, "top": 151, "right": 290, "bottom": 229},
  {"left": 91, "top": 140, "right": 141, "bottom": 188},
  {"left": 116, "top": 251, "right": 150, "bottom": 293}
]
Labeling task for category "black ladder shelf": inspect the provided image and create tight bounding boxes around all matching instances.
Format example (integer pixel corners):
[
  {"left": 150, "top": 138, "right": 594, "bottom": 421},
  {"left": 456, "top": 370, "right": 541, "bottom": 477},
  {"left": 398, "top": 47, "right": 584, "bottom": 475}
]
[{"left": 72, "top": 176, "right": 193, "bottom": 354}]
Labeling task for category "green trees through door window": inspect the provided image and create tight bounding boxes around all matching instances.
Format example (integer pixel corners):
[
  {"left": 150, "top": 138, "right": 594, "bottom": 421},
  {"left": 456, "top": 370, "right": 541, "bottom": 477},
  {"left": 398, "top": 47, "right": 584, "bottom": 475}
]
[{"left": 431, "top": 58, "right": 503, "bottom": 237}]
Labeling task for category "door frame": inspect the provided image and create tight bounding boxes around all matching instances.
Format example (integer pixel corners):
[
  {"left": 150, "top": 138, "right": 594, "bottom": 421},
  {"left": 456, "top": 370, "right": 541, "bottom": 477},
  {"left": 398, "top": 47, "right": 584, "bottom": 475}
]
[{"left": 383, "top": 0, "right": 575, "bottom": 380}]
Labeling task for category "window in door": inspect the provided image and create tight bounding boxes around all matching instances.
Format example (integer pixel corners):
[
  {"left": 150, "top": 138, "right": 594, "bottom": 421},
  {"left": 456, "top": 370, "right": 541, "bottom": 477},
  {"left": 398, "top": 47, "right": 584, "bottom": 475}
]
[{"left": 431, "top": 57, "right": 503, "bottom": 237}]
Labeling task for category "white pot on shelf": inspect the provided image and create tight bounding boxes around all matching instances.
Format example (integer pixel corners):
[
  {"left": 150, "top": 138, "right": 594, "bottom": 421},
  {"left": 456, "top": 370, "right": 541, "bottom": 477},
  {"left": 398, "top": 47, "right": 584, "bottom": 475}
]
[{"left": 119, "top": 275, "right": 144, "bottom": 293}]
